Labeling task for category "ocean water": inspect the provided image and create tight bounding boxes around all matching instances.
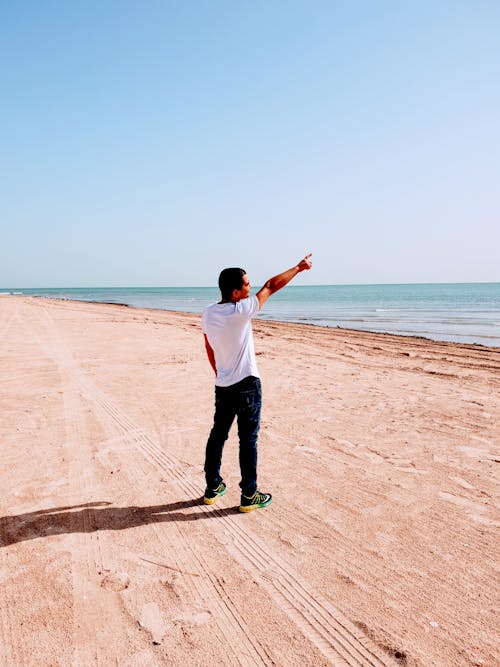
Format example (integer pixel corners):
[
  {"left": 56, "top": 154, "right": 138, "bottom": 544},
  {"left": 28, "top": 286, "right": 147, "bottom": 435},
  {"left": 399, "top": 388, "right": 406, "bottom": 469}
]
[{"left": 2, "top": 283, "right": 500, "bottom": 348}]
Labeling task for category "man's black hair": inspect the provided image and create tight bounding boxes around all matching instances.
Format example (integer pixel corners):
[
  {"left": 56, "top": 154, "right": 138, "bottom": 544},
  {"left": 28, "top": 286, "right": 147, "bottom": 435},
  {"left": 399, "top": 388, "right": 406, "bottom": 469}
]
[{"left": 218, "top": 267, "right": 246, "bottom": 300}]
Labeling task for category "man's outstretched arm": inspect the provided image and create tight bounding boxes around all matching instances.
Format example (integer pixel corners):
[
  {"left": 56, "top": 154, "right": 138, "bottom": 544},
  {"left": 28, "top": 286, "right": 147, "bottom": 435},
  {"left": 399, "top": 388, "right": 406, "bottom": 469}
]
[{"left": 256, "top": 253, "right": 312, "bottom": 309}]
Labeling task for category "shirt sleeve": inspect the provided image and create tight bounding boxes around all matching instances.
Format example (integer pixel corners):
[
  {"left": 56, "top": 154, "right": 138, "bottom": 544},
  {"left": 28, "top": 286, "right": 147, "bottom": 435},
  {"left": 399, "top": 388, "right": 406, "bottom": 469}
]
[{"left": 236, "top": 295, "right": 259, "bottom": 318}]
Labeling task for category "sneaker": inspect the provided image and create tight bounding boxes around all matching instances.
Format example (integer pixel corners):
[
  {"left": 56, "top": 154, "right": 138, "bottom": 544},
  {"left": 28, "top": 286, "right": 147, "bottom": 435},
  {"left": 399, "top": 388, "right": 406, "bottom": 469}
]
[
  {"left": 203, "top": 482, "right": 227, "bottom": 505},
  {"left": 239, "top": 491, "right": 272, "bottom": 513}
]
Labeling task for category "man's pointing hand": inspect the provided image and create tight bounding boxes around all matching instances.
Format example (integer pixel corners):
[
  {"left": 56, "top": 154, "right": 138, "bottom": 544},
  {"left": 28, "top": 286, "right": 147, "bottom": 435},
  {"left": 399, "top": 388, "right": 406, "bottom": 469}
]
[{"left": 297, "top": 253, "right": 313, "bottom": 272}]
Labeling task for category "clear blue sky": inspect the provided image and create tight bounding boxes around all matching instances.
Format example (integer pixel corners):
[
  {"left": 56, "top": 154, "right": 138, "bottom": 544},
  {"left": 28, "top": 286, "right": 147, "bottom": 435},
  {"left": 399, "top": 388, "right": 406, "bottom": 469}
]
[{"left": 1, "top": 1, "right": 499, "bottom": 287}]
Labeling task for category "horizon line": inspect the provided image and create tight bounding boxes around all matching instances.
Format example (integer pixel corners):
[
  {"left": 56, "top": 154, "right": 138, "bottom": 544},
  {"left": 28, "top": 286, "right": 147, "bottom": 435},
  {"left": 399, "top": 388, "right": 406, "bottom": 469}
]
[{"left": 2, "top": 280, "right": 499, "bottom": 290}]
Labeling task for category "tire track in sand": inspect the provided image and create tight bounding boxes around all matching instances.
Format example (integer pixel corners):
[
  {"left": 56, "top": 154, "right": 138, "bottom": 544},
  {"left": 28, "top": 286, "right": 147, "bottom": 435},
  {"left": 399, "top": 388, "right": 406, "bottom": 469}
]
[
  {"left": 58, "top": 376, "right": 118, "bottom": 666},
  {"left": 81, "top": 386, "right": 276, "bottom": 666},
  {"left": 90, "top": 412, "right": 271, "bottom": 667},
  {"left": 31, "top": 308, "right": 130, "bottom": 666}
]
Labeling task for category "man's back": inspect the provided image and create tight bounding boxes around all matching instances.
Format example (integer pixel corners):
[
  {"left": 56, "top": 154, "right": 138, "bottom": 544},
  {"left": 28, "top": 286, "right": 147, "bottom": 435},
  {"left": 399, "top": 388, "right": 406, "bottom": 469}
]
[{"left": 202, "top": 295, "right": 260, "bottom": 387}]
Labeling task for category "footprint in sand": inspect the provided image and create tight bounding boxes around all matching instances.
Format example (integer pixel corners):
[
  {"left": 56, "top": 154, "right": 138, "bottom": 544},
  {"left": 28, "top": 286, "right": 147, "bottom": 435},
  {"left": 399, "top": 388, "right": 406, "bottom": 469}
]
[
  {"left": 139, "top": 602, "right": 168, "bottom": 644},
  {"left": 101, "top": 570, "right": 130, "bottom": 592}
]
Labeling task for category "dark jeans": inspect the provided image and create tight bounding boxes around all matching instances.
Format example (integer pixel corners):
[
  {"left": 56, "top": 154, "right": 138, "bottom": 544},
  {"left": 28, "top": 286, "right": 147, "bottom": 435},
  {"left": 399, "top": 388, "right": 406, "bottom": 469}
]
[{"left": 204, "top": 375, "right": 262, "bottom": 497}]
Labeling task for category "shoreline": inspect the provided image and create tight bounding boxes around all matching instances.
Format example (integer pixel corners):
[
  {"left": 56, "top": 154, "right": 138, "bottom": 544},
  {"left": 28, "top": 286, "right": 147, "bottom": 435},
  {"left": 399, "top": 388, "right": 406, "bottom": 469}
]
[{"left": 13, "top": 293, "right": 500, "bottom": 352}]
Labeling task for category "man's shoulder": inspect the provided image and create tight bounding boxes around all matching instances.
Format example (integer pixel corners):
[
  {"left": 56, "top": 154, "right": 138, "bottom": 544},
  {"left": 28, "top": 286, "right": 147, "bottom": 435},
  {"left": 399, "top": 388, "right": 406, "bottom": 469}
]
[
  {"left": 236, "top": 295, "right": 259, "bottom": 315},
  {"left": 202, "top": 301, "right": 224, "bottom": 316},
  {"left": 203, "top": 301, "right": 217, "bottom": 313}
]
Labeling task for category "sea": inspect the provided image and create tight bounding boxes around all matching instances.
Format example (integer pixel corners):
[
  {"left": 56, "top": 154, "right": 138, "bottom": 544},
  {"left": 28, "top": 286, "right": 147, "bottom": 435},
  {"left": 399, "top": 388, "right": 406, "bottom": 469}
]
[{"left": 2, "top": 283, "right": 500, "bottom": 348}]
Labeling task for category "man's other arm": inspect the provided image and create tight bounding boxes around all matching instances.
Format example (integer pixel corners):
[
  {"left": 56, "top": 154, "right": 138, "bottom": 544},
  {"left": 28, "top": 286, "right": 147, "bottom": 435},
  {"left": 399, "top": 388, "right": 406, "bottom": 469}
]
[
  {"left": 256, "top": 253, "right": 312, "bottom": 309},
  {"left": 204, "top": 334, "right": 217, "bottom": 374}
]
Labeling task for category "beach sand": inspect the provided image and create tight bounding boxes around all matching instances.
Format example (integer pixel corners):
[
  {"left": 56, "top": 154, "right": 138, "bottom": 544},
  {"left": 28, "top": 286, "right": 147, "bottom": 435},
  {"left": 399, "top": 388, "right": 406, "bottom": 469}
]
[{"left": 1, "top": 296, "right": 498, "bottom": 667}]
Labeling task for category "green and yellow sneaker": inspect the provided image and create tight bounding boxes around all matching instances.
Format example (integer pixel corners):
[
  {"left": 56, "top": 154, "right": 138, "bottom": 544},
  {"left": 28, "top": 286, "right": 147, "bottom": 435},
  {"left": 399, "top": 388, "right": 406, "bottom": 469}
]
[
  {"left": 239, "top": 491, "right": 272, "bottom": 513},
  {"left": 203, "top": 482, "right": 227, "bottom": 505}
]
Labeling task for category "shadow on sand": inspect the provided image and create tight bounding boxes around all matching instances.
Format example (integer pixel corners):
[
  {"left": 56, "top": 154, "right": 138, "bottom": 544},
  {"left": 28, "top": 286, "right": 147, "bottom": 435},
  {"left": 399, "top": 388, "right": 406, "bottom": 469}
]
[{"left": 0, "top": 499, "right": 240, "bottom": 547}]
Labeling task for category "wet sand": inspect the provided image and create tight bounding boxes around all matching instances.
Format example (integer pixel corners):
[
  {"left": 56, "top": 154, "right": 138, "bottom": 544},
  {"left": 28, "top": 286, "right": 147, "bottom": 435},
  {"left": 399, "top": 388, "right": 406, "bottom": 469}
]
[{"left": 1, "top": 296, "right": 499, "bottom": 666}]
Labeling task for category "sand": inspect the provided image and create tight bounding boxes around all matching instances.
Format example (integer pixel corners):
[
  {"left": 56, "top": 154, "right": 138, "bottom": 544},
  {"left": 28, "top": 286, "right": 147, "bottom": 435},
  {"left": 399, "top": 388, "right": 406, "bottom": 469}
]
[{"left": 0, "top": 296, "right": 499, "bottom": 667}]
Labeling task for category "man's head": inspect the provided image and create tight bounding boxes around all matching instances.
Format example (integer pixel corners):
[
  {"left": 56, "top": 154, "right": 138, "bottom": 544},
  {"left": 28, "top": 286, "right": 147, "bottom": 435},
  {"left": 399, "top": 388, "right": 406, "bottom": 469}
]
[{"left": 218, "top": 268, "right": 251, "bottom": 302}]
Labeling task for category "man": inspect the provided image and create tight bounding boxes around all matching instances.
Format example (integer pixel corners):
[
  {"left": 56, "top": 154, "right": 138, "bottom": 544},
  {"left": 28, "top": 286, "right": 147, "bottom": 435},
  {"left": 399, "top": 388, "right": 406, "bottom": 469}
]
[{"left": 201, "top": 253, "right": 313, "bottom": 512}]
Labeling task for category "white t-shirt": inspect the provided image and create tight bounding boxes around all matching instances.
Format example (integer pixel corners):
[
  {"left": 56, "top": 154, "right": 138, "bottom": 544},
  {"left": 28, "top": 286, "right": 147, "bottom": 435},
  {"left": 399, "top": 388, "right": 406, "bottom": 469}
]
[{"left": 202, "top": 295, "right": 260, "bottom": 387}]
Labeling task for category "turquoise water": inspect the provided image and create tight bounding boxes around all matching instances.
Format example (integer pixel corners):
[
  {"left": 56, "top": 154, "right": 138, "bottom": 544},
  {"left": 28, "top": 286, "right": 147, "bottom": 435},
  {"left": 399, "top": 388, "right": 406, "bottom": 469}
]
[{"left": 2, "top": 283, "right": 500, "bottom": 347}]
